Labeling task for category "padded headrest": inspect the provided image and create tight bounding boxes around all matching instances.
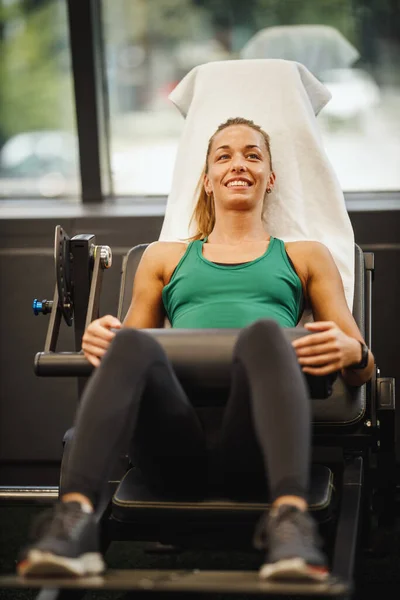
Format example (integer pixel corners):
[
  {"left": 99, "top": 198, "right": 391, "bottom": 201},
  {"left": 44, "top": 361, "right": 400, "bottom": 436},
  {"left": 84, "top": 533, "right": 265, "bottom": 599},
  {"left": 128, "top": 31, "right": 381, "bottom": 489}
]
[{"left": 159, "top": 59, "right": 354, "bottom": 315}]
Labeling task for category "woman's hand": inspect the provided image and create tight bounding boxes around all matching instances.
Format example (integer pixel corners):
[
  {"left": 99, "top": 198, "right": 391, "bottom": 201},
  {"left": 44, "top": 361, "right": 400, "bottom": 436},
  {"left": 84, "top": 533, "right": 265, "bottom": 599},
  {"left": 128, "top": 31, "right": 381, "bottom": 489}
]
[
  {"left": 82, "top": 315, "right": 122, "bottom": 367},
  {"left": 292, "top": 321, "right": 361, "bottom": 376}
]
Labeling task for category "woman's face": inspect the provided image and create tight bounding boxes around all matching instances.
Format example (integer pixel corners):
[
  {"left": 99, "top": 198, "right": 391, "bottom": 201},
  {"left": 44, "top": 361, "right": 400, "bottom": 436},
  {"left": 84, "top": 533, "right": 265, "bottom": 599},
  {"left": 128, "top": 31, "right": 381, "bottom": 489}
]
[{"left": 204, "top": 125, "right": 275, "bottom": 212}]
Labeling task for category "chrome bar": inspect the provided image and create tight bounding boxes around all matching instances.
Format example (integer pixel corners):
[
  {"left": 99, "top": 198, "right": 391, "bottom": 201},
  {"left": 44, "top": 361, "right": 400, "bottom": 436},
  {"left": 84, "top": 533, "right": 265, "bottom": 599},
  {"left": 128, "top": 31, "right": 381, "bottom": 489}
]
[{"left": 0, "top": 486, "right": 59, "bottom": 503}]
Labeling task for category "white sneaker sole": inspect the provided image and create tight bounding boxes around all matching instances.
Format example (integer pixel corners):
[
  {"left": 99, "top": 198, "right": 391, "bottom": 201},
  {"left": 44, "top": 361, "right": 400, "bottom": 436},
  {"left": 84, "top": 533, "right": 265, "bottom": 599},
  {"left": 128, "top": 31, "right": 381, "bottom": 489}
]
[
  {"left": 259, "top": 558, "right": 329, "bottom": 582},
  {"left": 18, "top": 550, "right": 105, "bottom": 578}
]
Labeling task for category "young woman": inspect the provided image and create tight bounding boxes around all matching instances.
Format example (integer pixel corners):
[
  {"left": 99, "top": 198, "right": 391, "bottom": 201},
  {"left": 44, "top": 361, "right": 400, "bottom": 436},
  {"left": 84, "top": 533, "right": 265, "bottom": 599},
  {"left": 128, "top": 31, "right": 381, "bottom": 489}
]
[{"left": 18, "top": 117, "right": 373, "bottom": 582}]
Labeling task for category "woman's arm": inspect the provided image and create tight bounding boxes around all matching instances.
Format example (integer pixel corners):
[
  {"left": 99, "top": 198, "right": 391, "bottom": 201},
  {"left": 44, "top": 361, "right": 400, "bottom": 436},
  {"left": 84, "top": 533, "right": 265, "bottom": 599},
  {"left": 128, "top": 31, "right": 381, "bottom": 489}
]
[
  {"left": 292, "top": 242, "right": 374, "bottom": 387},
  {"left": 123, "top": 242, "right": 167, "bottom": 329}
]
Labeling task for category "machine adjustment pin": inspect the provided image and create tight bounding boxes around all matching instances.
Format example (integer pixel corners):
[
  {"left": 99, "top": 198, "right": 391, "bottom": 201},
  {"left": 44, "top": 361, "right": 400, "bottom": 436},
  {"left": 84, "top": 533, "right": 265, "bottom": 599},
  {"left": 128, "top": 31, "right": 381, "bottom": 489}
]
[
  {"left": 100, "top": 245, "right": 112, "bottom": 269},
  {"left": 32, "top": 299, "right": 53, "bottom": 316}
]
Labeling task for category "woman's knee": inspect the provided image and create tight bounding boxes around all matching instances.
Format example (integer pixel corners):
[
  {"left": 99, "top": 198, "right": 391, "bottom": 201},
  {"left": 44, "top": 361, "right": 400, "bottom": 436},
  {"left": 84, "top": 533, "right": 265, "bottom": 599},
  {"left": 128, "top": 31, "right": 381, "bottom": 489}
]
[
  {"left": 112, "top": 327, "right": 158, "bottom": 351},
  {"left": 235, "top": 319, "right": 290, "bottom": 362},
  {"left": 238, "top": 319, "right": 282, "bottom": 346},
  {"left": 107, "top": 328, "right": 165, "bottom": 363}
]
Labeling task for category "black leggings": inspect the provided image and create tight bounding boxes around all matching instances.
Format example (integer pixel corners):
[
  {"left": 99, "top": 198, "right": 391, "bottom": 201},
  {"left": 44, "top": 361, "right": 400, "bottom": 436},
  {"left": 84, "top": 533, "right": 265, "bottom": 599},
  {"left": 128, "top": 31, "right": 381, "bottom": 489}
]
[{"left": 62, "top": 319, "right": 312, "bottom": 508}]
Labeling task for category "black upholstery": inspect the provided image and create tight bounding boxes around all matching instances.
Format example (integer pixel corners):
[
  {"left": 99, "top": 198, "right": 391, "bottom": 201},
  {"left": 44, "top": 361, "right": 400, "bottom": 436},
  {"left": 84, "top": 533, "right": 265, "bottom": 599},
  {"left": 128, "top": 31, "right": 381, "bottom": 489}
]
[
  {"left": 352, "top": 245, "right": 365, "bottom": 338},
  {"left": 112, "top": 464, "right": 334, "bottom": 525},
  {"left": 118, "top": 244, "right": 150, "bottom": 323}
]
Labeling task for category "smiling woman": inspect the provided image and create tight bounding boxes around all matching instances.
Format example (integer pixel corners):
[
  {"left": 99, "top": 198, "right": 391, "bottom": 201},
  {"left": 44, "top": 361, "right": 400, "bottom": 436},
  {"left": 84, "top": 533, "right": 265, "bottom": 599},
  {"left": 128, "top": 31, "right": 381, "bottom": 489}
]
[{"left": 190, "top": 117, "right": 276, "bottom": 242}]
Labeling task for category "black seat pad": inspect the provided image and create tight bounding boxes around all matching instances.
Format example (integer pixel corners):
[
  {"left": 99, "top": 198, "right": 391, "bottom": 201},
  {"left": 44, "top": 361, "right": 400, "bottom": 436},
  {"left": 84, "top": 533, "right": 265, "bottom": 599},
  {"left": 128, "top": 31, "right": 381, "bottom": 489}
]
[{"left": 112, "top": 464, "right": 334, "bottom": 525}]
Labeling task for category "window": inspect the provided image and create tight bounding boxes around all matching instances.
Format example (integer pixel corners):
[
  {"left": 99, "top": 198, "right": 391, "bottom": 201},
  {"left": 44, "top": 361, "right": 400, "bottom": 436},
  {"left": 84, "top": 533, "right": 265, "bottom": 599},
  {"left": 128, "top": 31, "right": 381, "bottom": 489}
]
[
  {"left": 102, "top": 0, "right": 400, "bottom": 195},
  {"left": 0, "top": 0, "right": 80, "bottom": 199}
]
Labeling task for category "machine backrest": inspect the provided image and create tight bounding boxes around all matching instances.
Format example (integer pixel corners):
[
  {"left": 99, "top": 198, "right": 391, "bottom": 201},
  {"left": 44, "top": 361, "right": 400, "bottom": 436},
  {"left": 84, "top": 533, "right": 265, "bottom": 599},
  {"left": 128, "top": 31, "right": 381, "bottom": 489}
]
[
  {"left": 117, "top": 243, "right": 366, "bottom": 428},
  {"left": 118, "top": 244, "right": 150, "bottom": 324},
  {"left": 353, "top": 244, "right": 365, "bottom": 341}
]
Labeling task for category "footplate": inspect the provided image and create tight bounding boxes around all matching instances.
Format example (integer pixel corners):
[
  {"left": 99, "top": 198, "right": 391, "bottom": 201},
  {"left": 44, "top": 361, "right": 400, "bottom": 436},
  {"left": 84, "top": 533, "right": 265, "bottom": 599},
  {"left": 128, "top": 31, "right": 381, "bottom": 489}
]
[{"left": 0, "top": 569, "right": 350, "bottom": 596}]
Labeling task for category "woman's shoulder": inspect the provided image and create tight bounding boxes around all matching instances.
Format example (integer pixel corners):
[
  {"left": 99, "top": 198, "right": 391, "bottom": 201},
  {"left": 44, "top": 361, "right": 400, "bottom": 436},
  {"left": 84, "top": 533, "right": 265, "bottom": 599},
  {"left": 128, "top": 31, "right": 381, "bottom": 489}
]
[
  {"left": 284, "top": 240, "right": 330, "bottom": 259},
  {"left": 146, "top": 240, "right": 189, "bottom": 253},
  {"left": 285, "top": 241, "right": 336, "bottom": 282},
  {"left": 284, "top": 241, "right": 334, "bottom": 289},
  {"left": 143, "top": 241, "right": 190, "bottom": 279}
]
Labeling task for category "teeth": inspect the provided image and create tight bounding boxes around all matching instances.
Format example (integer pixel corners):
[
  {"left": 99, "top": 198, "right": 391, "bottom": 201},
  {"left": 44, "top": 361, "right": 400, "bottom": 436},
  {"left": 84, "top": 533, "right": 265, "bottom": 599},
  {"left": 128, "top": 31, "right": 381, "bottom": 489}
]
[{"left": 227, "top": 180, "right": 250, "bottom": 187}]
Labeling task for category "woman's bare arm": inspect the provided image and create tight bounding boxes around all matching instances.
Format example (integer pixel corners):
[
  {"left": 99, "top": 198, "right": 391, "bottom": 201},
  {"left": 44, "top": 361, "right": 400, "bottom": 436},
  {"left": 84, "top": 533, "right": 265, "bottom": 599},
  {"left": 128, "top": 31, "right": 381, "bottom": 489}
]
[
  {"left": 122, "top": 242, "right": 167, "bottom": 329},
  {"left": 292, "top": 242, "right": 374, "bottom": 386}
]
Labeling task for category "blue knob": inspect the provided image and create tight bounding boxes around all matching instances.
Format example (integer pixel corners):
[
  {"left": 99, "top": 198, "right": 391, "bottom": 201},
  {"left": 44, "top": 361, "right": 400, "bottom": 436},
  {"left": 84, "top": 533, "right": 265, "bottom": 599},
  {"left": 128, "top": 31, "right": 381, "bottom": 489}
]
[{"left": 33, "top": 299, "right": 43, "bottom": 315}]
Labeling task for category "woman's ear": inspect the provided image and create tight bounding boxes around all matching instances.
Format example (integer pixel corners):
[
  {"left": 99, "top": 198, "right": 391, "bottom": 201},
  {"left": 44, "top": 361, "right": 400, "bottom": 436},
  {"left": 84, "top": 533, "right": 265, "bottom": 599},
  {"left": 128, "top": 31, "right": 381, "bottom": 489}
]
[
  {"left": 269, "top": 171, "right": 276, "bottom": 190},
  {"left": 204, "top": 173, "right": 212, "bottom": 196}
]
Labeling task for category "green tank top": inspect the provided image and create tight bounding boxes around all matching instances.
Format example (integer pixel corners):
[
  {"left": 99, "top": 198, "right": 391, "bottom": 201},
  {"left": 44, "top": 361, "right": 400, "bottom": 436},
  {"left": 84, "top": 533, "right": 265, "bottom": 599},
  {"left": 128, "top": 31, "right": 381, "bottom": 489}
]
[{"left": 162, "top": 236, "right": 303, "bottom": 329}]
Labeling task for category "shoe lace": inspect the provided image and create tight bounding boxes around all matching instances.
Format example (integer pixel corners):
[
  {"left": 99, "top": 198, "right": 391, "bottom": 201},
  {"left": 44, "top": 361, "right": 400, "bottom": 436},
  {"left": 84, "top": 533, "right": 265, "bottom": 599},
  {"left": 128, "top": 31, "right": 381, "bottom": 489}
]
[
  {"left": 30, "top": 503, "right": 86, "bottom": 541},
  {"left": 253, "top": 506, "right": 318, "bottom": 551},
  {"left": 29, "top": 508, "right": 55, "bottom": 541}
]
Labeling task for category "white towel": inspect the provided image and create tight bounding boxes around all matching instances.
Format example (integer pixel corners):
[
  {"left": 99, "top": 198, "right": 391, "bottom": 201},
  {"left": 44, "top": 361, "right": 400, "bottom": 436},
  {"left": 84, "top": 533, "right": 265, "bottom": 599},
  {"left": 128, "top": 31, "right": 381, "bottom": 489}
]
[{"left": 159, "top": 59, "right": 354, "bottom": 320}]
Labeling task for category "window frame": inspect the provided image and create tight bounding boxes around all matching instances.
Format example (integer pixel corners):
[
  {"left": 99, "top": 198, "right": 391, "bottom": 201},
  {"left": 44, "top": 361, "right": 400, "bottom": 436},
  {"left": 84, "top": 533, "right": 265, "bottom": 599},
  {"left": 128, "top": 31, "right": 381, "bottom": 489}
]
[{"left": 67, "top": 0, "right": 111, "bottom": 203}]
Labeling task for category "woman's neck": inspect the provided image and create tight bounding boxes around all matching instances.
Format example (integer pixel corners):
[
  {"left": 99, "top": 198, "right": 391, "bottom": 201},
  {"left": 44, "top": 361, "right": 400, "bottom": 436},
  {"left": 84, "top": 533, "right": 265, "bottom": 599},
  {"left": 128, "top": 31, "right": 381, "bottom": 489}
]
[{"left": 208, "top": 211, "right": 269, "bottom": 245}]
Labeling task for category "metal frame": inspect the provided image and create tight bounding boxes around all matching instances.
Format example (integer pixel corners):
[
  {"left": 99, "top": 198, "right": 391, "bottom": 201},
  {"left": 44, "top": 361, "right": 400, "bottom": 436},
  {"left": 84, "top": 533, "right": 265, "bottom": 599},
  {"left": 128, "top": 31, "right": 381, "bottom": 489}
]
[
  {"left": 67, "top": 0, "right": 112, "bottom": 202},
  {"left": 33, "top": 237, "right": 108, "bottom": 381},
  {"left": 1, "top": 571, "right": 351, "bottom": 598}
]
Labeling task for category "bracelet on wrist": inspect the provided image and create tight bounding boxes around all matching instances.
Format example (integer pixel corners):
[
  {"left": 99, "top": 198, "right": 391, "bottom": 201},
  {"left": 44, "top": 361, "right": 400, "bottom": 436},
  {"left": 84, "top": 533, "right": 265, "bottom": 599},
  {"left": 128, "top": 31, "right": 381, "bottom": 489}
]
[{"left": 348, "top": 341, "right": 369, "bottom": 370}]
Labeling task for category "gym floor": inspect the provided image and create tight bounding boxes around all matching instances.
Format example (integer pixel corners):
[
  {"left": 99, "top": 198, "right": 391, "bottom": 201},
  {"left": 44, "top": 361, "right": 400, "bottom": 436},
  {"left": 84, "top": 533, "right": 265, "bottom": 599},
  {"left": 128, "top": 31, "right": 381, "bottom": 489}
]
[{"left": 1, "top": 507, "right": 400, "bottom": 600}]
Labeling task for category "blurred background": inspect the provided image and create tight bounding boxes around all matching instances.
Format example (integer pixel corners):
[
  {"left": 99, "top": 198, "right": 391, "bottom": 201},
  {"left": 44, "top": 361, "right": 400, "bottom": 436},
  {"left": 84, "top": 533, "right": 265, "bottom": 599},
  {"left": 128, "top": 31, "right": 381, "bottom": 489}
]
[{"left": 0, "top": 0, "right": 399, "bottom": 199}]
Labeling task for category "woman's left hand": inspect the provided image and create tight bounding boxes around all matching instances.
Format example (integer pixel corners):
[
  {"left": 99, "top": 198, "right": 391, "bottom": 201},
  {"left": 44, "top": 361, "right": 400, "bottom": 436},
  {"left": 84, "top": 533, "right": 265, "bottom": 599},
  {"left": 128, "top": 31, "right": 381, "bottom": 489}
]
[{"left": 292, "top": 321, "right": 361, "bottom": 376}]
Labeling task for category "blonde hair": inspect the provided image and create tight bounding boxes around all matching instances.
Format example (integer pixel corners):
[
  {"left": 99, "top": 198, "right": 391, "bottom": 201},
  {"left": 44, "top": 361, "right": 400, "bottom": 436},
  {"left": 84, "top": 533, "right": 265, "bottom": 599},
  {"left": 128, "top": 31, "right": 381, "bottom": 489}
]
[{"left": 189, "top": 117, "right": 273, "bottom": 241}]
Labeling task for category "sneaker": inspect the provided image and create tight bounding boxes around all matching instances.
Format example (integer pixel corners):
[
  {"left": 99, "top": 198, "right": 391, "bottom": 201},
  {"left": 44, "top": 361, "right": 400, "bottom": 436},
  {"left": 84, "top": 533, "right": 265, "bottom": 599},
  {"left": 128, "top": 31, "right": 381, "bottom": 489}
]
[
  {"left": 254, "top": 505, "right": 329, "bottom": 582},
  {"left": 17, "top": 501, "right": 105, "bottom": 577}
]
